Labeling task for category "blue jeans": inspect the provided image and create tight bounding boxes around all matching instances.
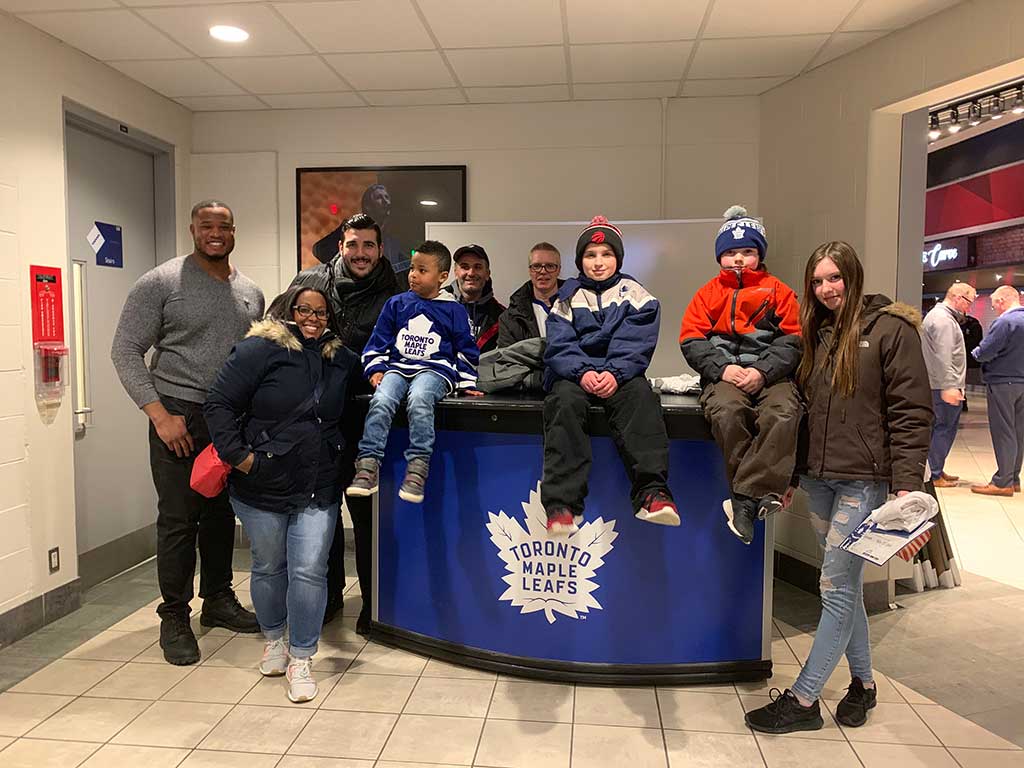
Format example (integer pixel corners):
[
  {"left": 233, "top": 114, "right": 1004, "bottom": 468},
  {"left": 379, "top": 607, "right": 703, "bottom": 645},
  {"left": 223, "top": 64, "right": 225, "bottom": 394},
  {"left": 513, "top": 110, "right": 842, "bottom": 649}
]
[
  {"left": 929, "top": 389, "right": 962, "bottom": 479},
  {"left": 791, "top": 477, "right": 888, "bottom": 702},
  {"left": 357, "top": 371, "right": 450, "bottom": 462},
  {"left": 231, "top": 498, "right": 338, "bottom": 658}
]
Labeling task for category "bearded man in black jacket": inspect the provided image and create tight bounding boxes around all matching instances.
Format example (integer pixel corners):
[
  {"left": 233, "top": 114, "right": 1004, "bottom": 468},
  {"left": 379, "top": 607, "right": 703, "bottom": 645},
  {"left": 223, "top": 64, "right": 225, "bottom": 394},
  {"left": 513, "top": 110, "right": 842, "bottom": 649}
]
[{"left": 291, "top": 213, "right": 399, "bottom": 633}]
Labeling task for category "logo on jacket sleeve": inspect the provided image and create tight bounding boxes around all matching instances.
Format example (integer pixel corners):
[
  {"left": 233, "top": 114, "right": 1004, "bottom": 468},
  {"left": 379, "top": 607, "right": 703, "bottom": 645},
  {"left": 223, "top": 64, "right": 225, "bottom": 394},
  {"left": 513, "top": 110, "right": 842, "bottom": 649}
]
[
  {"left": 397, "top": 314, "right": 441, "bottom": 359},
  {"left": 487, "top": 482, "right": 617, "bottom": 624}
]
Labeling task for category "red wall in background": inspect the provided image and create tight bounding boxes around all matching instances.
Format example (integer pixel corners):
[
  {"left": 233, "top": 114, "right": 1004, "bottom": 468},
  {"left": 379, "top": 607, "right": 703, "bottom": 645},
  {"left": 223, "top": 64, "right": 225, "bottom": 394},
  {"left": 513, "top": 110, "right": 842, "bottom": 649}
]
[{"left": 925, "top": 161, "right": 1024, "bottom": 237}]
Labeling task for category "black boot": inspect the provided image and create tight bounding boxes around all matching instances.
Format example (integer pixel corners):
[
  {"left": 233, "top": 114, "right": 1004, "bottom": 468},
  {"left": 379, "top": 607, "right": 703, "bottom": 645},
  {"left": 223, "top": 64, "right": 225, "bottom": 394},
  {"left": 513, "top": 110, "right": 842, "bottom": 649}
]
[
  {"left": 160, "top": 613, "right": 200, "bottom": 666},
  {"left": 356, "top": 605, "right": 371, "bottom": 637},
  {"left": 200, "top": 590, "right": 260, "bottom": 633}
]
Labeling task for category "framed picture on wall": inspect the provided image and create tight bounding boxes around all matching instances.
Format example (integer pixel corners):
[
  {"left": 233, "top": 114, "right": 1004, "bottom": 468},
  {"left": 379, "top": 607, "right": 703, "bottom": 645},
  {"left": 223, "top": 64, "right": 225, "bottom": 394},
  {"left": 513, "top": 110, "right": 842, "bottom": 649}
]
[{"left": 295, "top": 165, "right": 467, "bottom": 278}]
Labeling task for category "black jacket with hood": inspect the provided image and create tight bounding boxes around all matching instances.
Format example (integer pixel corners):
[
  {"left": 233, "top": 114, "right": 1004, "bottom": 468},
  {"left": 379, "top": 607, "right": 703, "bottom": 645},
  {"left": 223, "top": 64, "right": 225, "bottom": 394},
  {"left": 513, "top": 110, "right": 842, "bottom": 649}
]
[
  {"left": 498, "top": 279, "right": 565, "bottom": 348},
  {"left": 799, "top": 295, "right": 933, "bottom": 492},
  {"left": 444, "top": 278, "right": 506, "bottom": 353},
  {"left": 204, "top": 319, "right": 360, "bottom": 513}
]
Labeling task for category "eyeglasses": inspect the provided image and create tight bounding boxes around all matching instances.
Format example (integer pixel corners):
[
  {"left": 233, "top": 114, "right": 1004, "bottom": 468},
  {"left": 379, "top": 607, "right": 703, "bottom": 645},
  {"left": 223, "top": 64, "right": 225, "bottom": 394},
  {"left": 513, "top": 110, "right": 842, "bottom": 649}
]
[
  {"left": 293, "top": 304, "right": 328, "bottom": 320},
  {"left": 528, "top": 263, "right": 559, "bottom": 274}
]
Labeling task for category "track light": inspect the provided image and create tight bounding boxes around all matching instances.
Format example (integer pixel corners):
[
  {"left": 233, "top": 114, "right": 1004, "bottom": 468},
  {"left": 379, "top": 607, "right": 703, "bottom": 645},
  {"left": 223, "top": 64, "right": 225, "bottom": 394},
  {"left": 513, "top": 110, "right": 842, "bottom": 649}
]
[
  {"left": 991, "top": 95, "right": 1004, "bottom": 120},
  {"left": 947, "top": 107, "right": 961, "bottom": 134},
  {"left": 1014, "top": 87, "right": 1024, "bottom": 114},
  {"left": 928, "top": 113, "right": 941, "bottom": 140},
  {"left": 969, "top": 101, "right": 982, "bottom": 126}
]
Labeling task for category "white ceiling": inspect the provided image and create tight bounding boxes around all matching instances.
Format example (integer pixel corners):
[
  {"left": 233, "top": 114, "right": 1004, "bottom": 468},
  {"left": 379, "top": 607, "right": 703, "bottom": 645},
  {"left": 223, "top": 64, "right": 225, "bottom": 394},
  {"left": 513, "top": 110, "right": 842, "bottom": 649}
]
[{"left": 2, "top": 0, "right": 963, "bottom": 111}]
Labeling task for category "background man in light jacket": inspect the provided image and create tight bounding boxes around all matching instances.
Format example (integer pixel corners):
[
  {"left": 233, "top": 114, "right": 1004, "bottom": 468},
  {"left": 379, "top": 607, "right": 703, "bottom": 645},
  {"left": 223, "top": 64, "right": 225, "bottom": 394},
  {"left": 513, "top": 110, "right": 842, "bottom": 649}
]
[
  {"left": 971, "top": 285, "right": 1024, "bottom": 497},
  {"left": 921, "top": 283, "right": 975, "bottom": 487}
]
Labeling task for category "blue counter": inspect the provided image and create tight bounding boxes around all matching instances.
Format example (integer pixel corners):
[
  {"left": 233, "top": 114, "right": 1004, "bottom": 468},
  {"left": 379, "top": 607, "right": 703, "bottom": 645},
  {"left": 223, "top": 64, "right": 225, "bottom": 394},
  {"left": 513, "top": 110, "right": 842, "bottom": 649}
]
[{"left": 371, "top": 394, "right": 774, "bottom": 685}]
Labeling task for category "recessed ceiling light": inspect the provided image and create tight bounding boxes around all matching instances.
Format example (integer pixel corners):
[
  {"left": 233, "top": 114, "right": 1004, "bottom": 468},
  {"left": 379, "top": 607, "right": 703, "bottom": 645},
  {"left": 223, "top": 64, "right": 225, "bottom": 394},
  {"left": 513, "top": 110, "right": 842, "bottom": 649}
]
[
  {"left": 419, "top": 199, "right": 438, "bottom": 206},
  {"left": 210, "top": 25, "right": 249, "bottom": 43}
]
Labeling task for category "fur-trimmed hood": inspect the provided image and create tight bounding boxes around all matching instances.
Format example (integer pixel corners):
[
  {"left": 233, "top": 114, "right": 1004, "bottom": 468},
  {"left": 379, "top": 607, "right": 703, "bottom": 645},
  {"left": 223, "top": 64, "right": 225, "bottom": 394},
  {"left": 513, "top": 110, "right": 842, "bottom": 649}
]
[
  {"left": 246, "top": 318, "right": 345, "bottom": 359},
  {"left": 863, "top": 294, "right": 923, "bottom": 331}
]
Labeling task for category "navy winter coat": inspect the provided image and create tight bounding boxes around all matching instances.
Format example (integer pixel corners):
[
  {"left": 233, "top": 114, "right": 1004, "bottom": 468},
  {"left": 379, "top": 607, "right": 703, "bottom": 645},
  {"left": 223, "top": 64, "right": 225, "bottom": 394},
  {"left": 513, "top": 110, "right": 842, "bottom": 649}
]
[{"left": 204, "top": 319, "right": 360, "bottom": 513}]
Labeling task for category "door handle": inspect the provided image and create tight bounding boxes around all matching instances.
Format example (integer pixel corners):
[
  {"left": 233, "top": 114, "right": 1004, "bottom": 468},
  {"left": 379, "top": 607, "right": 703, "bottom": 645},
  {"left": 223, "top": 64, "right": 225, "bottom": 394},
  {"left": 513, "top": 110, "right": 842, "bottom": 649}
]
[
  {"left": 73, "top": 407, "right": 93, "bottom": 415},
  {"left": 71, "top": 261, "right": 91, "bottom": 432}
]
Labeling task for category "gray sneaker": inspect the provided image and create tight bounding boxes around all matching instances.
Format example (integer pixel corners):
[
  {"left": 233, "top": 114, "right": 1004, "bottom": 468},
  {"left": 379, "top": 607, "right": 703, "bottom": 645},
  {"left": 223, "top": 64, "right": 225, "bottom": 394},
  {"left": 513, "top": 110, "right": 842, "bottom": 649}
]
[
  {"left": 346, "top": 457, "right": 379, "bottom": 497},
  {"left": 399, "top": 457, "right": 429, "bottom": 503}
]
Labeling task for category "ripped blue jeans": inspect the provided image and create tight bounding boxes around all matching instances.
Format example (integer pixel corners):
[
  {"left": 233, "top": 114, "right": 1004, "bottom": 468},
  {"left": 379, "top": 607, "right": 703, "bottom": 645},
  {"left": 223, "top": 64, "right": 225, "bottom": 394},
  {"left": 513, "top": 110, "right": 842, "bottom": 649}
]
[{"left": 791, "top": 477, "right": 888, "bottom": 702}]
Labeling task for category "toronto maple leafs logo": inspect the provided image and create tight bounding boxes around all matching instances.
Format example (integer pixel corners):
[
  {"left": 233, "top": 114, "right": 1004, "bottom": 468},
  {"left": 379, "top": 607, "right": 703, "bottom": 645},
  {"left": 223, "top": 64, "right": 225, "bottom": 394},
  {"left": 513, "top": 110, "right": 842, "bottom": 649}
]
[
  {"left": 487, "top": 482, "right": 617, "bottom": 624},
  {"left": 397, "top": 314, "right": 441, "bottom": 359},
  {"left": 731, "top": 225, "right": 746, "bottom": 240}
]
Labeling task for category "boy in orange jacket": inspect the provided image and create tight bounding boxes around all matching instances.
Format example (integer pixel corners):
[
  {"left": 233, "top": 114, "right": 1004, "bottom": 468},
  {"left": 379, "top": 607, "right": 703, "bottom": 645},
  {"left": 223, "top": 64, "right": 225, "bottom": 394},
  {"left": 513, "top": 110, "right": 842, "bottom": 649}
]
[{"left": 680, "top": 206, "right": 801, "bottom": 545}]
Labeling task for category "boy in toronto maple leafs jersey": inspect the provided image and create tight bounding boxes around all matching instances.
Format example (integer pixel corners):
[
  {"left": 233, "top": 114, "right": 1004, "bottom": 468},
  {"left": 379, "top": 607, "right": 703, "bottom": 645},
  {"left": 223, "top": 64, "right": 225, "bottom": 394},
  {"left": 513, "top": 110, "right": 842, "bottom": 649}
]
[
  {"left": 679, "top": 205, "right": 801, "bottom": 546},
  {"left": 541, "top": 216, "right": 680, "bottom": 536},
  {"left": 346, "top": 241, "right": 481, "bottom": 504}
]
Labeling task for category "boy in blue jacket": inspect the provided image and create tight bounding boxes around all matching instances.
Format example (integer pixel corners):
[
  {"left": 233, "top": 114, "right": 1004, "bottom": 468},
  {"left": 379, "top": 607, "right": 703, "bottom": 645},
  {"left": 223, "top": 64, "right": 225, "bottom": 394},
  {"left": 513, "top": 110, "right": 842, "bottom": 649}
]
[
  {"left": 542, "top": 216, "right": 680, "bottom": 535},
  {"left": 347, "top": 241, "right": 481, "bottom": 504}
]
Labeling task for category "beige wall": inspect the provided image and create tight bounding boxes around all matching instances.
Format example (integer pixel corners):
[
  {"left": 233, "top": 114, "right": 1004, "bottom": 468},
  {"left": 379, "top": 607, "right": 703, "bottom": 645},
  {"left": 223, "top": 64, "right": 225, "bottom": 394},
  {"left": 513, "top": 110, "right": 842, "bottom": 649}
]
[
  {"left": 0, "top": 14, "right": 192, "bottom": 615},
  {"left": 190, "top": 96, "right": 760, "bottom": 298},
  {"left": 759, "top": 0, "right": 1024, "bottom": 567}
]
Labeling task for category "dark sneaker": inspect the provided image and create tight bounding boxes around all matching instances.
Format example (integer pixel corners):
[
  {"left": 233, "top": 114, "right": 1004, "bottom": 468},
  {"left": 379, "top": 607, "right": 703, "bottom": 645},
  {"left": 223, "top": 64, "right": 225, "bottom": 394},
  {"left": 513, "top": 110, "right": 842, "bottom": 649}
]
[
  {"left": 745, "top": 688, "right": 824, "bottom": 734},
  {"left": 835, "top": 677, "right": 877, "bottom": 727},
  {"left": 200, "top": 590, "right": 260, "bottom": 633},
  {"left": 347, "top": 457, "right": 380, "bottom": 497},
  {"left": 724, "top": 496, "right": 757, "bottom": 545},
  {"left": 356, "top": 606, "right": 371, "bottom": 637},
  {"left": 757, "top": 493, "right": 785, "bottom": 520},
  {"left": 399, "top": 457, "right": 429, "bottom": 503},
  {"left": 160, "top": 613, "right": 200, "bottom": 666},
  {"left": 546, "top": 506, "right": 579, "bottom": 536},
  {"left": 322, "top": 596, "right": 342, "bottom": 627},
  {"left": 636, "top": 489, "right": 681, "bottom": 526}
]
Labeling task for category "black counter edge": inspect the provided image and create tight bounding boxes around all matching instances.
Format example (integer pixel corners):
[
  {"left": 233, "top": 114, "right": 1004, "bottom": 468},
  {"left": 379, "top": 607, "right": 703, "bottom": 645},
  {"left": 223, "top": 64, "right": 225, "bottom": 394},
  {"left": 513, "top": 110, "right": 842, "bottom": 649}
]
[{"left": 368, "top": 623, "right": 772, "bottom": 686}]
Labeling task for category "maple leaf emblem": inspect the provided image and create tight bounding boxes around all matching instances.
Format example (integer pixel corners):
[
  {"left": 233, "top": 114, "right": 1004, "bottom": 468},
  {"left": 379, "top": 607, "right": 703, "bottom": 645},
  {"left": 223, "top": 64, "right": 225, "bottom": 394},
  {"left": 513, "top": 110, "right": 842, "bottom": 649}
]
[
  {"left": 731, "top": 225, "right": 746, "bottom": 240},
  {"left": 397, "top": 313, "right": 441, "bottom": 359},
  {"left": 486, "top": 482, "right": 617, "bottom": 624}
]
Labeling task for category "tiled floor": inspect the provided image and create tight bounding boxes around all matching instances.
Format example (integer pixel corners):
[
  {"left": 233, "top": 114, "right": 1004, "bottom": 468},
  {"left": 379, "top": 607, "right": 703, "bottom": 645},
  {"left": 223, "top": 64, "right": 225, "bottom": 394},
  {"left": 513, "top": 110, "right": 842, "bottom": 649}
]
[{"left": 1, "top": 400, "right": 1023, "bottom": 766}]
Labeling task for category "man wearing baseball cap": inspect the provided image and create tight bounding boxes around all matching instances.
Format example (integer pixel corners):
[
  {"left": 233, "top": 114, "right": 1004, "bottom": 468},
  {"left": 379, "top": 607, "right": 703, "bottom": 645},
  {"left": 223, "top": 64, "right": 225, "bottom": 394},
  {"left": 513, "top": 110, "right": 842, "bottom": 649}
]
[{"left": 444, "top": 244, "right": 506, "bottom": 353}]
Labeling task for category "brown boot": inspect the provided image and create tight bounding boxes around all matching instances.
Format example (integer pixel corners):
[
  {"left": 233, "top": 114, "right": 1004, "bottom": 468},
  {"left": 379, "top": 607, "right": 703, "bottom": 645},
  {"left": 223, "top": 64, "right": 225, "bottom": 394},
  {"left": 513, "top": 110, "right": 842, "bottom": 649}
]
[
  {"left": 933, "top": 476, "right": 958, "bottom": 488},
  {"left": 1015, "top": 484, "right": 1022, "bottom": 493},
  {"left": 940, "top": 472, "right": 959, "bottom": 482},
  {"left": 971, "top": 483, "right": 1014, "bottom": 497}
]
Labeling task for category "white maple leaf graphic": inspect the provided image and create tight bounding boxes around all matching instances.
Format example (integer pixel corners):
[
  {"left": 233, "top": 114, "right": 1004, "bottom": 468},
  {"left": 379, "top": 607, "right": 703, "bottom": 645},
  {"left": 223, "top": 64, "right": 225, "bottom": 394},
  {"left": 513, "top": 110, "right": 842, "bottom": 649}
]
[
  {"left": 397, "top": 313, "right": 441, "bottom": 359},
  {"left": 486, "top": 482, "right": 618, "bottom": 624}
]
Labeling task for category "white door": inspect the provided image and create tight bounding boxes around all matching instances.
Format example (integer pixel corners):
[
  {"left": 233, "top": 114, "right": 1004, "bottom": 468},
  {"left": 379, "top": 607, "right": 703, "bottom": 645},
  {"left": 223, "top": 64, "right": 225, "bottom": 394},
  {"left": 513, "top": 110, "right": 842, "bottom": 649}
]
[{"left": 66, "top": 123, "right": 159, "bottom": 579}]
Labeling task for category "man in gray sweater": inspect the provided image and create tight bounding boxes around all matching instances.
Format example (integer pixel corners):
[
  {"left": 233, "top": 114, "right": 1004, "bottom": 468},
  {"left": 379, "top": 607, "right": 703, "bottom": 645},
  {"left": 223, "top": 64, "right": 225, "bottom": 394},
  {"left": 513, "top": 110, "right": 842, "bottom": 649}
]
[
  {"left": 111, "top": 200, "right": 265, "bottom": 665},
  {"left": 922, "top": 283, "right": 976, "bottom": 487}
]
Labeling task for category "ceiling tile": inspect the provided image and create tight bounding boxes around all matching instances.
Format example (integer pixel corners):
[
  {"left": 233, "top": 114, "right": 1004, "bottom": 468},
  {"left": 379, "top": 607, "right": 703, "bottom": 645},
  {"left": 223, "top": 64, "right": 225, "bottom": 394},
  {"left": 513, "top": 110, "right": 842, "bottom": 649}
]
[
  {"left": 704, "top": 0, "right": 858, "bottom": 38},
  {"left": 689, "top": 35, "right": 827, "bottom": 78},
  {"left": 808, "top": 30, "right": 887, "bottom": 68},
  {"left": 121, "top": 0, "right": 262, "bottom": 4},
  {"left": 574, "top": 81, "right": 679, "bottom": 100},
  {"left": 110, "top": 59, "right": 245, "bottom": 97},
  {"left": 566, "top": 0, "right": 707, "bottom": 43},
  {"left": 208, "top": 55, "right": 347, "bottom": 93},
  {"left": 681, "top": 76, "right": 789, "bottom": 96},
  {"left": 137, "top": 4, "right": 311, "bottom": 57},
  {"left": 176, "top": 94, "right": 268, "bottom": 111},
  {"left": 323, "top": 50, "right": 454, "bottom": 90},
  {"left": 260, "top": 92, "right": 365, "bottom": 108},
  {"left": 19, "top": 10, "right": 191, "bottom": 60},
  {"left": 362, "top": 89, "right": 466, "bottom": 106},
  {"left": 465, "top": 84, "right": 569, "bottom": 103},
  {"left": 447, "top": 47, "right": 565, "bottom": 87},
  {"left": 274, "top": 0, "right": 434, "bottom": 53},
  {"left": 843, "top": 0, "right": 961, "bottom": 32},
  {"left": 2, "top": 1, "right": 117, "bottom": 9},
  {"left": 571, "top": 41, "right": 692, "bottom": 83},
  {"left": 418, "top": 0, "right": 562, "bottom": 48}
]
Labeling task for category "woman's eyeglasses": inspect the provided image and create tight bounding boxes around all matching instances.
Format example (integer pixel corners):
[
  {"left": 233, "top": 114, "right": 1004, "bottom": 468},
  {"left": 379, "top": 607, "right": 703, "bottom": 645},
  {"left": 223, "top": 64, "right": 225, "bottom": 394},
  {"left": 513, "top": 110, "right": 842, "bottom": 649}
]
[
  {"left": 528, "top": 263, "right": 559, "bottom": 274},
  {"left": 293, "top": 304, "right": 328, "bottom": 320}
]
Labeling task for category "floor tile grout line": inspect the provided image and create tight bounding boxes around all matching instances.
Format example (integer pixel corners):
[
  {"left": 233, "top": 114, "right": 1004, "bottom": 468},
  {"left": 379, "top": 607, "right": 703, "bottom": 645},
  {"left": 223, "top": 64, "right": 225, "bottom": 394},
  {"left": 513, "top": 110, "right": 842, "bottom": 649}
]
[
  {"left": 728, "top": 678, "right": 768, "bottom": 767},
  {"left": 567, "top": 679, "right": 575, "bottom": 768},
  {"left": 469, "top": 669, "right": 500, "bottom": 766},
  {"left": 652, "top": 685, "right": 672, "bottom": 768}
]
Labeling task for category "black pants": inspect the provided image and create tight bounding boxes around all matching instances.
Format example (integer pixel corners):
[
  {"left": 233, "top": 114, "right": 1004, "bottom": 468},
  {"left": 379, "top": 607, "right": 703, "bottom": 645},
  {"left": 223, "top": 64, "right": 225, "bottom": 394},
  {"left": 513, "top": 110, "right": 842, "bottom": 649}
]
[
  {"left": 699, "top": 380, "right": 801, "bottom": 500},
  {"left": 149, "top": 396, "right": 235, "bottom": 619},
  {"left": 541, "top": 377, "right": 670, "bottom": 514},
  {"left": 325, "top": 409, "right": 373, "bottom": 621},
  {"left": 987, "top": 381, "right": 1024, "bottom": 488}
]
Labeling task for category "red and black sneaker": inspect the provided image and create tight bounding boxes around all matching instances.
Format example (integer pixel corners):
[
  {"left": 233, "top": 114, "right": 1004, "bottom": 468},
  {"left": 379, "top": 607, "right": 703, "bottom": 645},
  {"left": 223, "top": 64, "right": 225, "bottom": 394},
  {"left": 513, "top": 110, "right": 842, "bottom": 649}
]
[
  {"left": 636, "top": 489, "right": 681, "bottom": 527},
  {"left": 545, "top": 506, "right": 579, "bottom": 536}
]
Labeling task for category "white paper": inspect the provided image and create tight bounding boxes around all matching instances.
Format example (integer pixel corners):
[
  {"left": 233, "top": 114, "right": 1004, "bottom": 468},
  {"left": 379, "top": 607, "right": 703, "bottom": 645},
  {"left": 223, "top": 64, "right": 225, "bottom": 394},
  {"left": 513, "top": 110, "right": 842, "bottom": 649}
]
[{"left": 838, "top": 520, "right": 935, "bottom": 566}]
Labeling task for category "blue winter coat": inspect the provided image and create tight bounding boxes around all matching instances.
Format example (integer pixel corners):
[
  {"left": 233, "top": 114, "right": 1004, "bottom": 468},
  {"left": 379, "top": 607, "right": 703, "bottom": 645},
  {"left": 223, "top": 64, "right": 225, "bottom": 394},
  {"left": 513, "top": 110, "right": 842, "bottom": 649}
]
[
  {"left": 543, "top": 272, "right": 660, "bottom": 390},
  {"left": 972, "top": 305, "right": 1024, "bottom": 384},
  {"left": 361, "top": 291, "right": 480, "bottom": 392},
  {"left": 204, "top": 319, "right": 360, "bottom": 513}
]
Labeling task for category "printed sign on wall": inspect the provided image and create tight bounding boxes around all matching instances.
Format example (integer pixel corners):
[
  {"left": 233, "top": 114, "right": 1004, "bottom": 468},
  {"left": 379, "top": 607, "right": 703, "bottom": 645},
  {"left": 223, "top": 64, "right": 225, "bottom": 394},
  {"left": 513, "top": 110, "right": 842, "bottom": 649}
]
[
  {"left": 88, "top": 222, "right": 123, "bottom": 268},
  {"left": 922, "top": 236, "right": 969, "bottom": 272}
]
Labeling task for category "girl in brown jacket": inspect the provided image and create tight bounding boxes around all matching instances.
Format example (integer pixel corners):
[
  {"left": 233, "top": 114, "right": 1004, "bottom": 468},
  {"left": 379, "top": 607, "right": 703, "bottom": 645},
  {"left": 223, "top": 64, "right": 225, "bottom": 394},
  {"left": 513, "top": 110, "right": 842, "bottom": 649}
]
[{"left": 745, "top": 241, "right": 932, "bottom": 735}]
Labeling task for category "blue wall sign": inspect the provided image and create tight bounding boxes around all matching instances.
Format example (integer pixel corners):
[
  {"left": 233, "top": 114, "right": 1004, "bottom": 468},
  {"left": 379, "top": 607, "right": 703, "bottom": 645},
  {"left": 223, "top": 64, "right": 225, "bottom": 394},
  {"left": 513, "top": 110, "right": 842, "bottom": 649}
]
[{"left": 88, "top": 222, "right": 123, "bottom": 268}]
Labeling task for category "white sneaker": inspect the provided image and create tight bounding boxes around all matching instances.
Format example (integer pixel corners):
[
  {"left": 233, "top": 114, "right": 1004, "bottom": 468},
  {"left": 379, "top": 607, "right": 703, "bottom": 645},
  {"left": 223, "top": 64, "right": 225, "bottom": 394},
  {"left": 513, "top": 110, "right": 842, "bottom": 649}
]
[
  {"left": 259, "top": 638, "right": 288, "bottom": 676},
  {"left": 287, "top": 656, "right": 318, "bottom": 703}
]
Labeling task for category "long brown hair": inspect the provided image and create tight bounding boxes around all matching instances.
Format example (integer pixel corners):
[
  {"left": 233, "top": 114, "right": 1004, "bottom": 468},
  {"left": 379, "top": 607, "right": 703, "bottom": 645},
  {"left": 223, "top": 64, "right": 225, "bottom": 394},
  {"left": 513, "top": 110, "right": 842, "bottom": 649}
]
[{"left": 796, "top": 241, "right": 865, "bottom": 398}]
